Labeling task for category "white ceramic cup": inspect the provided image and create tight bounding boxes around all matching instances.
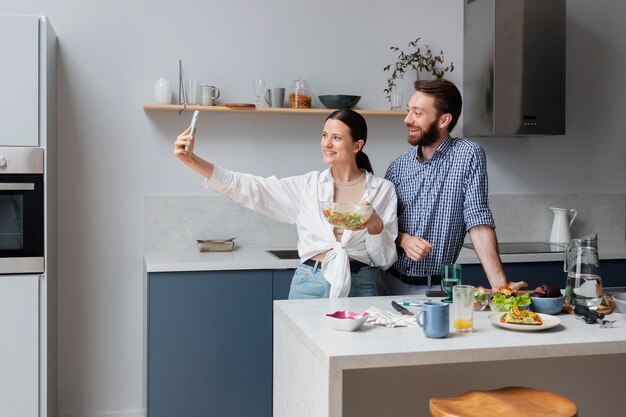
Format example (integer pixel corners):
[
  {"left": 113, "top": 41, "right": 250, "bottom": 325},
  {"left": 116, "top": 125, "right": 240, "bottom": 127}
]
[{"left": 198, "top": 85, "right": 221, "bottom": 106}]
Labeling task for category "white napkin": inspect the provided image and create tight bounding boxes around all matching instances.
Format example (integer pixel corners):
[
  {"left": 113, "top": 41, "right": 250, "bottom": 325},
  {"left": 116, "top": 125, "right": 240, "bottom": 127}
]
[{"left": 366, "top": 307, "right": 417, "bottom": 328}]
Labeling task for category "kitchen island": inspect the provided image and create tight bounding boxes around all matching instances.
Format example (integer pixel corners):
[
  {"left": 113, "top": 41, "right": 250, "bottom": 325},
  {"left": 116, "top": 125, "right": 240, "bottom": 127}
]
[{"left": 273, "top": 296, "right": 626, "bottom": 417}]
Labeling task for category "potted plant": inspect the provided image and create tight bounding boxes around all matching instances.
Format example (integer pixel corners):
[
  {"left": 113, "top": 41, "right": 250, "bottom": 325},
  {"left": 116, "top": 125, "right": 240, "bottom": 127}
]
[{"left": 384, "top": 37, "right": 454, "bottom": 102}]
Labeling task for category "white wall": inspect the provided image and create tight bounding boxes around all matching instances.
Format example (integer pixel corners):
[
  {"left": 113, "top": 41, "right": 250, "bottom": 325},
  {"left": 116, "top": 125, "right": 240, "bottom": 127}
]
[{"left": 1, "top": 0, "right": 625, "bottom": 415}]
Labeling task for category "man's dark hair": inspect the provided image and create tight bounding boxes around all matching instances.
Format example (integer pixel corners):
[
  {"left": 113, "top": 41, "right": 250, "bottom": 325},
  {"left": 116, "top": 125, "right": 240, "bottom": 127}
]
[{"left": 414, "top": 78, "right": 462, "bottom": 132}]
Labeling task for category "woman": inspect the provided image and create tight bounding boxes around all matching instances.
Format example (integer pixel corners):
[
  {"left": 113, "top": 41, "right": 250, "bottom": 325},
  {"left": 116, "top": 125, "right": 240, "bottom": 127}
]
[{"left": 174, "top": 109, "right": 398, "bottom": 299}]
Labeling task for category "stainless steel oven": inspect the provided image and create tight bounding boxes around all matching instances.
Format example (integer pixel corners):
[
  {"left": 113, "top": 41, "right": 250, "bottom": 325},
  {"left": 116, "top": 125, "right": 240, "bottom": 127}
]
[{"left": 0, "top": 148, "right": 44, "bottom": 274}]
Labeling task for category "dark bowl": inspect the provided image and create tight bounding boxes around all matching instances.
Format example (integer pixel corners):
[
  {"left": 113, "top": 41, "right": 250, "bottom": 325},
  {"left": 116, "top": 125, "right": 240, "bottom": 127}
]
[{"left": 318, "top": 95, "right": 361, "bottom": 109}]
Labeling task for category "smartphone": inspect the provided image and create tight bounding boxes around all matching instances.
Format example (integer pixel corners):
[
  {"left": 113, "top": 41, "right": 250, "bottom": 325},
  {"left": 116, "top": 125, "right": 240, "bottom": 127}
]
[
  {"left": 425, "top": 290, "right": 447, "bottom": 297},
  {"left": 184, "top": 110, "right": 200, "bottom": 151}
]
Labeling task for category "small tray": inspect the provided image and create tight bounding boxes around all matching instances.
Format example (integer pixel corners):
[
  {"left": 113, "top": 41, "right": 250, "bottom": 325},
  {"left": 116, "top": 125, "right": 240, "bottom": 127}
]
[
  {"left": 217, "top": 103, "right": 256, "bottom": 108},
  {"left": 197, "top": 239, "right": 235, "bottom": 252}
]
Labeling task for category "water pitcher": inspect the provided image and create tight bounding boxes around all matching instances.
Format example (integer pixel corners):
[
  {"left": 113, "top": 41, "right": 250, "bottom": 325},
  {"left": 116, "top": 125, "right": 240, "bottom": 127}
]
[
  {"left": 564, "top": 233, "right": 603, "bottom": 309},
  {"left": 549, "top": 207, "right": 577, "bottom": 244}
]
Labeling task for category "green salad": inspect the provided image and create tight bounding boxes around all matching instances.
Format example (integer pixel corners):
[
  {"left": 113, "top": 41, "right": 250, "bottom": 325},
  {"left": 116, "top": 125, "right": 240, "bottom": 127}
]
[
  {"left": 323, "top": 209, "right": 368, "bottom": 229},
  {"left": 492, "top": 286, "right": 531, "bottom": 311}
]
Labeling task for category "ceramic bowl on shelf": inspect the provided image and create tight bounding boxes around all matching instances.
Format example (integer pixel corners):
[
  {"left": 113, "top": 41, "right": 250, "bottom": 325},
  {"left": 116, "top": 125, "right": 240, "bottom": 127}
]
[
  {"left": 530, "top": 295, "right": 565, "bottom": 315},
  {"left": 320, "top": 202, "right": 373, "bottom": 229},
  {"left": 612, "top": 293, "right": 626, "bottom": 314},
  {"left": 325, "top": 311, "right": 369, "bottom": 331},
  {"left": 318, "top": 95, "right": 361, "bottom": 109}
]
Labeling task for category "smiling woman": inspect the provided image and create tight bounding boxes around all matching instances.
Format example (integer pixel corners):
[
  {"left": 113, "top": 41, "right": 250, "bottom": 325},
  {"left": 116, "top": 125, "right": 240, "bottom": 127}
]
[{"left": 172, "top": 109, "right": 399, "bottom": 300}]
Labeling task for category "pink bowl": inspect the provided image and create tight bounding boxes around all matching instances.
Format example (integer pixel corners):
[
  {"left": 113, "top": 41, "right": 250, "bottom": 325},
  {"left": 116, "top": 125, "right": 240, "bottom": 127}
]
[
  {"left": 325, "top": 311, "right": 369, "bottom": 320},
  {"left": 325, "top": 310, "right": 369, "bottom": 331}
]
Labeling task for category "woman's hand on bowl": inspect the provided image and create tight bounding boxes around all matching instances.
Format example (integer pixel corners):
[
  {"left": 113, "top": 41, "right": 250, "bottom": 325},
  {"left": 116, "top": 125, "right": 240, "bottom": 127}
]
[{"left": 348, "top": 202, "right": 383, "bottom": 234}]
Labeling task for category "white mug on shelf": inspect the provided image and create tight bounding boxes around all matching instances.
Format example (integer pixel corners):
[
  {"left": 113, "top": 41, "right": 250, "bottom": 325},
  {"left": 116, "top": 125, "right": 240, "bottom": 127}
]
[{"left": 198, "top": 85, "right": 221, "bottom": 106}]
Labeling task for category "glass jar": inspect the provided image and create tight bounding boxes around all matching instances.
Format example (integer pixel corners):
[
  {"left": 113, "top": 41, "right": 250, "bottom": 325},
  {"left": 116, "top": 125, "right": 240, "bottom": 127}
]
[{"left": 289, "top": 77, "right": 312, "bottom": 109}]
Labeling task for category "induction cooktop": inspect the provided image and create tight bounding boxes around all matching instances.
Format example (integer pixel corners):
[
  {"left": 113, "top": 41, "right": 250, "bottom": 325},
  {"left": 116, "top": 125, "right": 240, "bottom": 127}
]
[{"left": 462, "top": 242, "right": 566, "bottom": 254}]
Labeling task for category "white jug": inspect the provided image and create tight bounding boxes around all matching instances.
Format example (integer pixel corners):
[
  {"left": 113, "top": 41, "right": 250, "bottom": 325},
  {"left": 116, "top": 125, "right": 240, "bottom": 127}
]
[{"left": 549, "top": 207, "right": 577, "bottom": 244}]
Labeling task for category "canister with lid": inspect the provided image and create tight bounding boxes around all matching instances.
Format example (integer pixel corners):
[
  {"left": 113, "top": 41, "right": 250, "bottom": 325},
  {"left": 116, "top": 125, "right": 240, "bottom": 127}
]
[{"left": 289, "top": 77, "right": 312, "bottom": 109}]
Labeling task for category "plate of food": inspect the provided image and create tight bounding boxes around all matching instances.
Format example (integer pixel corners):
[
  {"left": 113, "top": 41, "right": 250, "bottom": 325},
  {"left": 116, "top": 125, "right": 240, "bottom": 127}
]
[{"left": 488, "top": 305, "right": 561, "bottom": 331}]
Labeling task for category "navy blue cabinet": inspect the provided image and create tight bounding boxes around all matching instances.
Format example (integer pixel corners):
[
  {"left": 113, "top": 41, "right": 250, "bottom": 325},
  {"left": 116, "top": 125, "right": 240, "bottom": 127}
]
[
  {"left": 272, "top": 269, "right": 294, "bottom": 300},
  {"left": 147, "top": 270, "right": 273, "bottom": 417},
  {"left": 461, "top": 259, "right": 626, "bottom": 289}
]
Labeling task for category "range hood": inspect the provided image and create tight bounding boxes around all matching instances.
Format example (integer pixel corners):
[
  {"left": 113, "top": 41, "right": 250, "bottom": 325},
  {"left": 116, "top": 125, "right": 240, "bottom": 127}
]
[{"left": 463, "top": 0, "right": 566, "bottom": 136}]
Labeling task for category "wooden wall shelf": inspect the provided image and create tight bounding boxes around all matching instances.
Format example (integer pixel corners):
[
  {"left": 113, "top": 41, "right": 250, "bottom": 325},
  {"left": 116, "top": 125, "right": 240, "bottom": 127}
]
[{"left": 144, "top": 103, "right": 406, "bottom": 117}]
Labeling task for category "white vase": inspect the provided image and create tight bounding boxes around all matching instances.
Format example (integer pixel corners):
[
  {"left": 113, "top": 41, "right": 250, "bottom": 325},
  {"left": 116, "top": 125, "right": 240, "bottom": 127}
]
[{"left": 153, "top": 78, "right": 172, "bottom": 104}]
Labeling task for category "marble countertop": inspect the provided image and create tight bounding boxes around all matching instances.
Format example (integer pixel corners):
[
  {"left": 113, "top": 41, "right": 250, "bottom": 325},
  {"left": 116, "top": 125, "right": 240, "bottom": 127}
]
[
  {"left": 273, "top": 295, "right": 626, "bottom": 370},
  {"left": 144, "top": 240, "right": 626, "bottom": 273}
]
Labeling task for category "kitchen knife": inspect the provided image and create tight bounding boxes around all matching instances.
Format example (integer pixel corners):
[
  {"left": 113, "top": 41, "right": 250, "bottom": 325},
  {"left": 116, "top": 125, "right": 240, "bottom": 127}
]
[{"left": 392, "top": 301, "right": 415, "bottom": 316}]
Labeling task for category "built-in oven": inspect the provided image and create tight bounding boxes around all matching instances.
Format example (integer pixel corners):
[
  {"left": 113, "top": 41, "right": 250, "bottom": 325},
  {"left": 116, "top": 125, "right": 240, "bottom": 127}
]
[{"left": 0, "top": 148, "right": 44, "bottom": 274}]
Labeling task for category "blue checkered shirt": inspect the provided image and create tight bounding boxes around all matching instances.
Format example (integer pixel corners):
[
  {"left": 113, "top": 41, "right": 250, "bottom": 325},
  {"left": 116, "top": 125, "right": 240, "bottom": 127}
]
[{"left": 385, "top": 137, "right": 495, "bottom": 276}]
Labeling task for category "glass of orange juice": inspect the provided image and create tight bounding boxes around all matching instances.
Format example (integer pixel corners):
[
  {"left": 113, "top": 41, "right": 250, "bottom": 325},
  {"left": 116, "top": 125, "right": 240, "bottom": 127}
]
[{"left": 453, "top": 285, "right": 475, "bottom": 333}]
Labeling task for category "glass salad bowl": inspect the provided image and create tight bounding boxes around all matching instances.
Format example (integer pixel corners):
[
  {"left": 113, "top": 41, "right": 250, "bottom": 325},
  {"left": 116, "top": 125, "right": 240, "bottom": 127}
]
[{"left": 320, "top": 202, "right": 373, "bottom": 229}]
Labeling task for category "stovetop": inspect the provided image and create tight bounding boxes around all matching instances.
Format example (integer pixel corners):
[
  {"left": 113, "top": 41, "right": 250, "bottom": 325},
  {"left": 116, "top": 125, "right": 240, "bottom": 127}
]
[{"left": 463, "top": 242, "right": 566, "bottom": 254}]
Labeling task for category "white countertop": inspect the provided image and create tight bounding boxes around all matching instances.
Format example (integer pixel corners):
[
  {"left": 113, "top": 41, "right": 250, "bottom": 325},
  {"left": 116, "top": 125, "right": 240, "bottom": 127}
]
[
  {"left": 144, "top": 240, "right": 626, "bottom": 273},
  {"left": 273, "top": 295, "right": 626, "bottom": 370}
]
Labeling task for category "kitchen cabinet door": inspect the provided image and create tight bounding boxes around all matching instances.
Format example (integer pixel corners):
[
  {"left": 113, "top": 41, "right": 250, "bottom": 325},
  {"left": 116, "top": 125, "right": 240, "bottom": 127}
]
[
  {"left": 273, "top": 269, "right": 295, "bottom": 300},
  {"left": 148, "top": 270, "right": 273, "bottom": 417},
  {"left": 0, "top": 15, "right": 39, "bottom": 146},
  {"left": 0, "top": 275, "right": 39, "bottom": 417}
]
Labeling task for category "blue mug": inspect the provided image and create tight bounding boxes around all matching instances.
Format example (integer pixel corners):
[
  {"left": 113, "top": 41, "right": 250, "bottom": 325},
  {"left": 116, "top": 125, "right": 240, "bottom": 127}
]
[{"left": 417, "top": 301, "right": 449, "bottom": 338}]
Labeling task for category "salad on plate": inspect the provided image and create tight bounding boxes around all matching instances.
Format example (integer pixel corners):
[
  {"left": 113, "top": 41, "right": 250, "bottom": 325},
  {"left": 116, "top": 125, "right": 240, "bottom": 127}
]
[{"left": 490, "top": 285, "right": 531, "bottom": 312}]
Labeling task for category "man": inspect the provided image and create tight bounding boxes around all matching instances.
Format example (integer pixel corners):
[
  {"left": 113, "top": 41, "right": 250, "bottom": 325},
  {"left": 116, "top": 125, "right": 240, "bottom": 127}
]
[{"left": 376, "top": 78, "right": 526, "bottom": 296}]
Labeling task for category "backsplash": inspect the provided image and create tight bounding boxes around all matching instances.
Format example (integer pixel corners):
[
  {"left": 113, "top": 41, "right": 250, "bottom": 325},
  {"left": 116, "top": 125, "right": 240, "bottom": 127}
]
[
  {"left": 143, "top": 195, "right": 297, "bottom": 251},
  {"left": 143, "top": 193, "right": 625, "bottom": 251},
  {"left": 488, "top": 194, "right": 625, "bottom": 243}
]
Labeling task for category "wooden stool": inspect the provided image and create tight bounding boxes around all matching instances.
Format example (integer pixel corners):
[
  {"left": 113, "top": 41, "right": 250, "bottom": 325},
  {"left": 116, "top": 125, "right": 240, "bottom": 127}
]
[{"left": 430, "top": 386, "right": 578, "bottom": 417}]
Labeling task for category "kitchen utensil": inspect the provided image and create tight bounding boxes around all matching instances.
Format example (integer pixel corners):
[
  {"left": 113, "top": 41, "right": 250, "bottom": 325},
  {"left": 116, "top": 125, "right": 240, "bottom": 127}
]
[
  {"left": 474, "top": 287, "right": 492, "bottom": 311},
  {"left": 530, "top": 295, "right": 565, "bottom": 315},
  {"left": 319, "top": 202, "right": 373, "bottom": 229},
  {"left": 318, "top": 95, "right": 361, "bottom": 109},
  {"left": 390, "top": 92, "right": 403, "bottom": 111},
  {"left": 564, "top": 233, "right": 603, "bottom": 310},
  {"left": 325, "top": 310, "right": 369, "bottom": 331},
  {"left": 612, "top": 293, "right": 626, "bottom": 313},
  {"left": 218, "top": 103, "right": 256, "bottom": 108},
  {"left": 252, "top": 78, "right": 266, "bottom": 107},
  {"left": 440, "top": 263, "right": 461, "bottom": 303},
  {"left": 574, "top": 304, "right": 615, "bottom": 328},
  {"left": 391, "top": 300, "right": 414, "bottom": 316},
  {"left": 453, "top": 285, "right": 474, "bottom": 333},
  {"left": 196, "top": 238, "right": 236, "bottom": 252},
  {"left": 417, "top": 301, "right": 449, "bottom": 338},
  {"left": 186, "top": 80, "right": 200, "bottom": 105},
  {"left": 154, "top": 78, "right": 173, "bottom": 104},
  {"left": 289, "top": 77, "right": 311, "bottom": 108},
  {"left": 488, "top": 313, "right": 561, "bottom": 331},
  {"left": 198, "top": 85, "right": 220, "bottom": 106},
  {"left": 549, "top": 207, "right": 577, "bottom": 244},
  {"left": 265, "top": 87, "right": 285, "bottom": 108}
]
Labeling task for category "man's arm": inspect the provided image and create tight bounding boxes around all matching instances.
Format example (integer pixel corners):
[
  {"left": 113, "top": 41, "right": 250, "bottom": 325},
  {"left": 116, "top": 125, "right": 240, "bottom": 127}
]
[{"left": 468, "top": 225, "right": 526, "bottom": 290}]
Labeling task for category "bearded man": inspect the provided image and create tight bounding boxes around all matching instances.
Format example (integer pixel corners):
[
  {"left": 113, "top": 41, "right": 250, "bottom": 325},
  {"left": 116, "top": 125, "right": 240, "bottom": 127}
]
[{"left": 375, "top": 78, "right": 526, "bottom": 296}]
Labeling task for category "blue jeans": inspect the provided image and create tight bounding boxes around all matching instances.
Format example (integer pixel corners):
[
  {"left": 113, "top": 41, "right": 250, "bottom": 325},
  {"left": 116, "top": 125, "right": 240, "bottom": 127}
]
[{"left": 288, "top": 262, "right": 377, "bottom": 299}]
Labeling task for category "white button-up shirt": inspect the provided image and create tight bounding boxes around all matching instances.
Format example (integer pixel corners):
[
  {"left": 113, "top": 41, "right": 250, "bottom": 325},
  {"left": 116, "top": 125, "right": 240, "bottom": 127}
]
[{"left": 205, "top": 166, "right": 398, "bottom": 297}]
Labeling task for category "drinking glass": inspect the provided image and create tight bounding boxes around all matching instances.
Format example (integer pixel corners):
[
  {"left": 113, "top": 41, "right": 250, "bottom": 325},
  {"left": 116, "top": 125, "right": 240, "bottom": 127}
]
[
  {"left": 390, "top": 92, "right": 403, "bottom": 110},
  {"left": 453, "top": 285, "right": 475, "bottom": 333},
  {"left": 252, "top": 78, "right": 266, "bottom": 107},
  {"left": 440, "top": 263, "right": 461, "bottom": 303}
]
